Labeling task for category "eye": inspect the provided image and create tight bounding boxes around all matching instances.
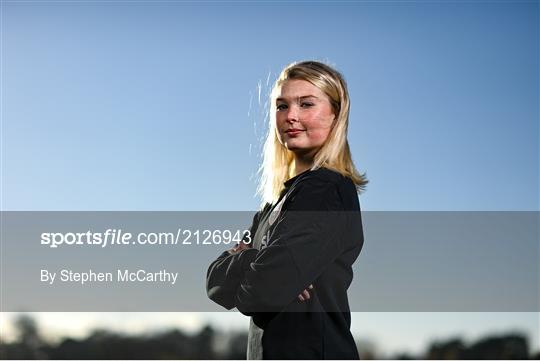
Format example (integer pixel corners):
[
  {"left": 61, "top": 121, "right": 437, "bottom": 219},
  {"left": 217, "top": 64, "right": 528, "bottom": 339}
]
[
  {"left": 301, "top": 102, "right": 314, "bottom": 108},
  {"left": 276, "top": 104, "right": 287, "bottom": 111}
]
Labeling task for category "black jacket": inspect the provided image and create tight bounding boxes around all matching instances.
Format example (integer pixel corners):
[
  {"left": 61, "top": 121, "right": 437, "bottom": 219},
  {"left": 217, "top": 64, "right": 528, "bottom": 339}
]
[{"left": 206, "top": 167, "right": 364, "bottom": 359}]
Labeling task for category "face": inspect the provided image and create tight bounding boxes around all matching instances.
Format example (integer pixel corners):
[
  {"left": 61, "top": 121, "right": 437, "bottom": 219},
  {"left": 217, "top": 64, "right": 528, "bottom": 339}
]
[{"left": 275, "top": 79, "right": 336, "bottom": 156}]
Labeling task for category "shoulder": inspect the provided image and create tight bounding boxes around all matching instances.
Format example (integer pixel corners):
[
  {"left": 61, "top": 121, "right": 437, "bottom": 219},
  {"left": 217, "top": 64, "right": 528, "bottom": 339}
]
[
  {"left": 306, "top": 167, "right": 351, "bottom": 186},
  {"left": 300, "top": 168, "right": 358, "bottom": 200},
  {"left": 287, "top": 168, "right": 359, "bottom": 211}
]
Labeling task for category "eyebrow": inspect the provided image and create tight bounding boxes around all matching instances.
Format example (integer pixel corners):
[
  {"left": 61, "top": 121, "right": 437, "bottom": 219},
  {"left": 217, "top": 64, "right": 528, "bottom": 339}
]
[{"left": 276, "top": 95, "right": 319, "bottom": 102}]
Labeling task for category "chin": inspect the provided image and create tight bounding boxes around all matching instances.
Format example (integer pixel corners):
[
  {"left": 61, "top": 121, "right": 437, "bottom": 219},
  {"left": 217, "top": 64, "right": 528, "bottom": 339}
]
[
  {"left": 287, "top": 147, "right": 313, "bottom": 155},
  {"left": 285, "top": 144, "right": 304, "bottom": 151}
]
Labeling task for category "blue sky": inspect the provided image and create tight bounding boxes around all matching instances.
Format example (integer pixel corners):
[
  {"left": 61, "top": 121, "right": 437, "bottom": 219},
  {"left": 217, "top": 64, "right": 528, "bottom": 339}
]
[
  {"left": 4, "top": 0, "right": 538, "bottom": 211},
  {"left": 2, "top": 0, "right": 538, "bottom": 355}
]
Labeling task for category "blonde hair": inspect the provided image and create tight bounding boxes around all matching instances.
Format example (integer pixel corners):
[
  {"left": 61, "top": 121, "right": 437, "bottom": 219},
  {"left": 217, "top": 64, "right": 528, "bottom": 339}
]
[{"left": 256, "top": 60, "right": 368, "bottom": 207}]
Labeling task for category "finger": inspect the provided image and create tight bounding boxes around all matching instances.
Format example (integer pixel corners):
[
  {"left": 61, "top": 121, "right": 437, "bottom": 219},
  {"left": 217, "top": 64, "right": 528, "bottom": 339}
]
[
  {"left": 308, "top": 284, "right": 313, "bottom": 289},
  {"left": 237, "top": 242, "right": 250, "bottom": 251},
  {"left": 298, "top": 294, "right": 305, "bottom": 302},
  {"left": 302, "top": 290, "right": 310, "bottom": 300}
]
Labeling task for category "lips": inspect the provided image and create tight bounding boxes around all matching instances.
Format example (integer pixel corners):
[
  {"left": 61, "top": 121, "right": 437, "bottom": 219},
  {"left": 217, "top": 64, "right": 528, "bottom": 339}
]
[{"left": 285, "top": 129, "right": 305, "bottom": 133}]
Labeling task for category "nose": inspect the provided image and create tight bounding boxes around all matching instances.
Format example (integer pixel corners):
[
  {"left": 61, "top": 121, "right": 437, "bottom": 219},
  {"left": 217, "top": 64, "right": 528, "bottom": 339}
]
[{"left": 285, "top": 105, "right": 299, "bottom": 123}]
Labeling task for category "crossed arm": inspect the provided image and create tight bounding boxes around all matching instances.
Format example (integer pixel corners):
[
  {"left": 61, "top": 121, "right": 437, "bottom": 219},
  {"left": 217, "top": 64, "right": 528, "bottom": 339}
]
[{"left": 206, "top": 180, "right": 348, "bottom": 314}]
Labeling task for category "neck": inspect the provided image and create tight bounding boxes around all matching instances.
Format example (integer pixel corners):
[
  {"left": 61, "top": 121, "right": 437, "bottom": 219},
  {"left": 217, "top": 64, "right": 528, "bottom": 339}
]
[{"left": 291, "top": 155, "right": 314, "bottom": 177}]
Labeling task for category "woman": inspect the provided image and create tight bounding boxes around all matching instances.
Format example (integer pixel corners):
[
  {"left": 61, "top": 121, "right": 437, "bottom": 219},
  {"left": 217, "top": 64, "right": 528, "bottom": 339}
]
[{"left": 206, "top": 60, "right": 368, "bottom": 359}]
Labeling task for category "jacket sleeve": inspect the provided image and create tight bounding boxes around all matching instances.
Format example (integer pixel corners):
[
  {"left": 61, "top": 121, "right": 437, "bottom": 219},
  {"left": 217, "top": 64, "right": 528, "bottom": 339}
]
[
  {"left": 206, "top": 210, "right": 262, "bottom": 310},
  {"left": 234, "top": 179, "right": 350, "bottom": 315}
]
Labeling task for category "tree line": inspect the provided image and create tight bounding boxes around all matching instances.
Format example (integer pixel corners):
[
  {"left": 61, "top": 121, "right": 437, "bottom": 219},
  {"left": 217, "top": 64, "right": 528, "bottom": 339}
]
[{"left": 0, "top": 315, "right": 538, "bottom": 359}]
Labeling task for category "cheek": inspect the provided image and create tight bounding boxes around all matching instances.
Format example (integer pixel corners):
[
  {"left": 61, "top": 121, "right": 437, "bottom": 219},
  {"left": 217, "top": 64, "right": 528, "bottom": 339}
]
[
  {"left": 275, "top": 113, "right": 287, "bottom": 128},
  {"left": 308, "top": 117, "right": 331, "bottom": 129},
  {"left": 274, "top": 114, "right": 285, "bottom": 129},
  {"left": 305, "top": 114, "right": 333, "bottom": 140},
  {"left": 306, "top": 128, "right": 331, "bottom": 144},
  {"left": 275, "top": 119, "right": 287, "bottom": 144}
]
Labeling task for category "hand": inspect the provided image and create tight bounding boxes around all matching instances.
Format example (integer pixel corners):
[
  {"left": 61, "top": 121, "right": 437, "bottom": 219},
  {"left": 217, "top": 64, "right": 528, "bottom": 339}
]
[
  {"left": 297, "top": 284, "right": 314, "bottom": 302},
  {"left": 227, "top": 241, "right": 252, "bottom": 255}
]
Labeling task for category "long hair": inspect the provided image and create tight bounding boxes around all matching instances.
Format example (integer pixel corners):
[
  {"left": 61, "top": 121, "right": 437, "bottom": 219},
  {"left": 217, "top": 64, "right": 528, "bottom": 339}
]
[{"left": 257, "top": 60, "right": 368, "bottom": 207}]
